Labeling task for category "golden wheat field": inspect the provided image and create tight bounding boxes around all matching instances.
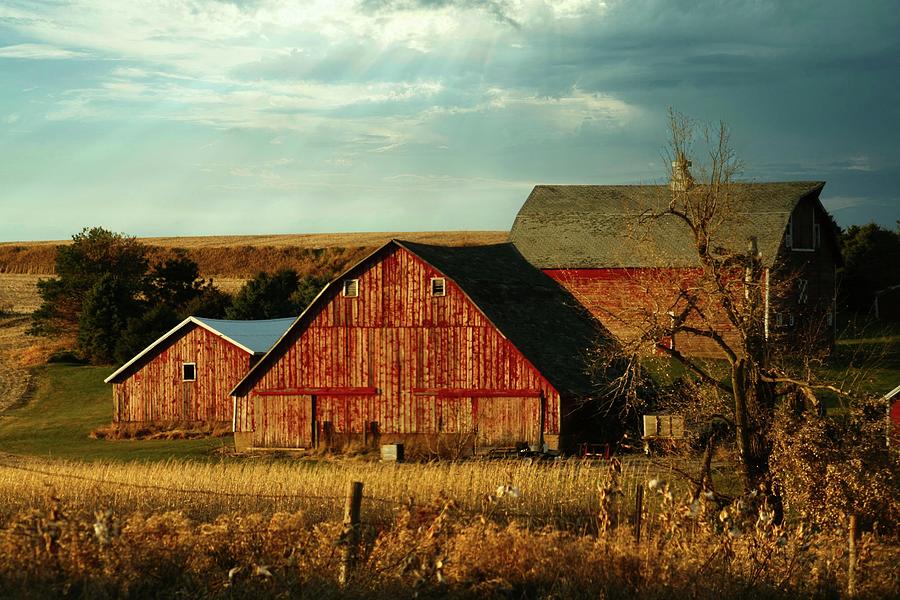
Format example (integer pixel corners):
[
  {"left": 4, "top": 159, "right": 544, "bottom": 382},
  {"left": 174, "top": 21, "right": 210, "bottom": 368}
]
[
  {"left": 0, "top": 454, "right": 897, "bottom": 599},
  {"left": 0, "top": 454, "right": 653, "bottom": 525}
]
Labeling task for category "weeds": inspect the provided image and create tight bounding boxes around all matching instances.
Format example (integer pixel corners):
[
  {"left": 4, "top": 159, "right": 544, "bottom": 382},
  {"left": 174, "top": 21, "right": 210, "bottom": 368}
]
[{"left": 0, "top": 474, "right": 896, "bottom": 599}]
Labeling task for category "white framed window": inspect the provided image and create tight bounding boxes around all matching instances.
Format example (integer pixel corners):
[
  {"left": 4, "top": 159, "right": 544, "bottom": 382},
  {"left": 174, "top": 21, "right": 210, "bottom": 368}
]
[
  {"left": 342, "top": 279, "right": 359, "bottom": 298},
  {"left": 182, "top": 362, "right": 196, "bottom": 381},
  {"left": 430, "top": 277, "right": 446, "bottom": 297},
  {"left": 797, "top": 278, "right": 809, "bottom": 305}
]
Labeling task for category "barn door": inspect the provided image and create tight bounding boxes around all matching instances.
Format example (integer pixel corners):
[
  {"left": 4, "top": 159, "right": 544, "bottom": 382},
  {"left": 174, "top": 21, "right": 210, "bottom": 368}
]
[
  {"left": 474, "top": 396, "right": 542, "bottom": 450},
  {"left": 252, "top": 394, "right": 314, "bottom": 448}
]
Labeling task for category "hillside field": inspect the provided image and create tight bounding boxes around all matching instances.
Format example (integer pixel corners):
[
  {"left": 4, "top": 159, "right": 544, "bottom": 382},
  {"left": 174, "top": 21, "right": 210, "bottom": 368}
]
[
  {"left": 0, "top": 230, "right": 508, "bottom": 275},
  {"left": 0, "top": 230, "right": 507, "bottom": 314}
]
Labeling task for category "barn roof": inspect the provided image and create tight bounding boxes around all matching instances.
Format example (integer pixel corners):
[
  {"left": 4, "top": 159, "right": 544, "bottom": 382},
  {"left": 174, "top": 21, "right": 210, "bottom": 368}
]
[
  {"left": 104, "top": 316, "right": 296, "bottom": 384},
  {"left": 399, "top": 241, "right": 611, "bottom": 398},
  {"left": 510, "top": 182, "right": 826, "bottom": 269},
  {"left": 191, "top": 317, "right": 297, "bottom": 354},
  {"left": 231, "top": 240, "right": 615, "bottom": 399}
]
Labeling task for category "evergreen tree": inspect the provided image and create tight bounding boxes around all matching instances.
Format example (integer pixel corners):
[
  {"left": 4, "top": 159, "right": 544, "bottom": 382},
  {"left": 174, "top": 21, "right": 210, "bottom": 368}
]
[
  {"left": 227, "top": 270, "right": 306, "bottom": 319},
  {"left": 77, "top": 274, "right": 140, "bottom": 364},
  {"left": 114, "top": 304, "right": 179, "bottom": 364}
]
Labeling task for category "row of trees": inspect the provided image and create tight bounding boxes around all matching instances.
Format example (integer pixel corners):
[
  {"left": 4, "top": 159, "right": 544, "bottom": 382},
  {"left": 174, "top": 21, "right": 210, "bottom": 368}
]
[{"left": 30, "top": 227, "right": 327, "bottom": 365}]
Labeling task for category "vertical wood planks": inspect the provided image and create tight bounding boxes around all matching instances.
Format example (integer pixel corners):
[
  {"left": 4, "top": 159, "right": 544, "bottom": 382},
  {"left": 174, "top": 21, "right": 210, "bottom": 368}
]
[{"left": 235, "top": 245, "right": 563, "bottom": 447}]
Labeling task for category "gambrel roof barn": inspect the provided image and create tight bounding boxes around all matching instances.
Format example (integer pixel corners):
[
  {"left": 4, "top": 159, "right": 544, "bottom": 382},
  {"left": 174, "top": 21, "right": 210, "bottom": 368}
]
[
  {"left": 510, "top": 182, "right": 833, "bottom": 269},
  {"left": 510, "top": 181, "right": 842, "bottom": 356},
  {"left": 230, "top": 240, "right": 620, "bottom": 454}
]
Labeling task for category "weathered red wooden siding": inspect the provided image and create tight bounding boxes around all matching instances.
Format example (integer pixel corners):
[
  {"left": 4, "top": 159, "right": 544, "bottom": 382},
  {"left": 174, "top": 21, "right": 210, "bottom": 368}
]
[
  {"left": 544, "top": 199, "right": 838, "bottom": 357},
  {"left": 113, "top": 325, "right": 251, "bottom": 423},
  {"left": 544, "top": 267, "right": 744, "bottom": 357},
  {"left": 235, "top": 246, "right": 561, "bottom": 449}
]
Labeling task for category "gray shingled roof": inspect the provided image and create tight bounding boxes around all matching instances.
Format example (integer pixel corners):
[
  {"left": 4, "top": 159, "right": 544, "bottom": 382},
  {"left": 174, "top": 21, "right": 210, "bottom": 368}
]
[
  {"left": 510, "top": 182, "right": 825, "bottom": 269},
  {"left": 232, "top": 241, "right": 615, "bottom": 399}
]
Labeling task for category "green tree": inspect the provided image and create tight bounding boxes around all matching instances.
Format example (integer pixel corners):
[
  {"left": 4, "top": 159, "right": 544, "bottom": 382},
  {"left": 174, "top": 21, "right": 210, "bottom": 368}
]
[
  {"left": 291, "top": 275, "right": 329, "bottom": 312},
  {"left": 77, "top": 274, "right": 141, "bottom": 364},
  {"left": 840, "top": 222, "right": 900, "bottom": 315},
  {"left": 144, "top": 248, "right": 207, "bottom": 310},
  {"left": 113, "top": 304, "right": 179, "bottom": 364},
  {"left": 31, "top": 227, "right": 232, "bottom": 364},
  {"left": 31, "top": 227, "right": 148, "bottom": 337},
  {"left": 182, "top": 286, "right": 232, "bottom": 319},
  {"left": 226, "top": 269, "right": 306, "bottom": 320}
]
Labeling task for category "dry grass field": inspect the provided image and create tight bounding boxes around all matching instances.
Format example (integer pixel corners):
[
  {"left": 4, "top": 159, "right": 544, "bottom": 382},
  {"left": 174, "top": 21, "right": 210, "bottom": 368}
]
[
  {"left": 0, "top": 274, "right": 42, "bottom": 314},
  {"left": 0, "top": 231, "right": 507, "bottom": 276},
  {"left": 0, "top": 454, "right": 896, "bottom": 599},
  {"left": 0, "top": 316, "right": 32, "bottom": 413},
  {"left": 0, "top": 231, "right": 507, "bottom": 311}
]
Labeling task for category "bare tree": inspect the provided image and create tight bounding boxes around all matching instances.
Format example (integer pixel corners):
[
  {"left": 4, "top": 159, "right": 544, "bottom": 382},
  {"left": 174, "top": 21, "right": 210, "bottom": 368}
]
[{"left": 591, "top": 110, "right": 848, "bottom": 501}]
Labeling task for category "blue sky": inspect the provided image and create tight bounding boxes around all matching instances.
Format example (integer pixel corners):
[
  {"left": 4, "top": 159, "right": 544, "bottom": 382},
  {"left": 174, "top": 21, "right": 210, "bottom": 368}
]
[{"left": 0, "top": 0, "right": 898, "bottom": 241}]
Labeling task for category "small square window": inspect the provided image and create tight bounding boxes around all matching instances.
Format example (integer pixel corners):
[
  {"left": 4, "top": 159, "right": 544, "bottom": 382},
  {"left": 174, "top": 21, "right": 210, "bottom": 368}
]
[
  {"left": 342, "top": 279, "right": 359, "bottom": 298},
  {"left": 430, "top": 277, "right": 446, "bottom": 297},
  {"left": 182, "top": 363, "right": 196, "bottom": 381}
]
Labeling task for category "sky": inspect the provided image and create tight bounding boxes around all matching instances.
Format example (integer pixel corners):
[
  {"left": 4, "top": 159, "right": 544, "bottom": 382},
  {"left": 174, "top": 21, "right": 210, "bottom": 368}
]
[{"left": 0, "top": 0, "right": 898, "bottom": 242}]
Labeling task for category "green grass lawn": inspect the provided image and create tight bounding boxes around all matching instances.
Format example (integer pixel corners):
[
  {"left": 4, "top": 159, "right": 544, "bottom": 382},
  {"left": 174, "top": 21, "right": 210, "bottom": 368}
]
[{"left": 0, "top": 363, "right": 231, "bottom": 461}]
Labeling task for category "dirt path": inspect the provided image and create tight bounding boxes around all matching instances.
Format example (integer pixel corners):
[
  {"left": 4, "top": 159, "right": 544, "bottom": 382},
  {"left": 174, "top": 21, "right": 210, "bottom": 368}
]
[{"left": 0, "top": 315, "right": 33, "bottom": 413}]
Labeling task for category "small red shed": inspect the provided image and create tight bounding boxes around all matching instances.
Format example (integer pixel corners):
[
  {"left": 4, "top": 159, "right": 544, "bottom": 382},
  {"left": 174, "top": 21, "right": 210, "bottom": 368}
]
[
  {"left": 105, "top": 316, "right": 295, "bottom": 425},
  {"left": 230, "top": 241, "right": 620, "bottom": 455}
]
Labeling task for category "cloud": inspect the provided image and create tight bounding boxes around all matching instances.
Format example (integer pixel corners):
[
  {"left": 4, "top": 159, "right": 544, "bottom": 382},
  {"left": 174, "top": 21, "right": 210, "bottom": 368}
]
[
  {"left": 0, "top": 0, "right": 898, "bottom": 237},
  {"left": 0, "top": 43, "right": 86, "bottom": 59},
  {"left": 358, "top": 0, "right": 523, "bottom": 28}
]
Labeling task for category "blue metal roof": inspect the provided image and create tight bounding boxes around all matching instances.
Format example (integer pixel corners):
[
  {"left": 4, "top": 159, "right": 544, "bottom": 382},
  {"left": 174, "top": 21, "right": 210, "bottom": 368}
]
[{"left": 193, "top": 317, "right": 296, "bottom": 354}]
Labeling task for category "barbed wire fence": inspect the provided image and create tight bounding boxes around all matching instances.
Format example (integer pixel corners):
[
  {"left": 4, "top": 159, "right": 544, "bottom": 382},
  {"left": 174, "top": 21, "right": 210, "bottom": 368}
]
[
  {"left": 0, "top": 451, "right": 598, "bottom": 584},
  {"left": 0, "top": 451, "right": 596, "bottom": 524}
]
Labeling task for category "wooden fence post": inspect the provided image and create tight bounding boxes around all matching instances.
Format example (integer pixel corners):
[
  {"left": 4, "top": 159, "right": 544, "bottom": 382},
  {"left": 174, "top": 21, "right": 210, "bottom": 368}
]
[
  {"left": 633, "top": 484, "right": 643, "bottom": 543},
  {"left": 848, "top": 513, "right": 858, "bottom": 598},
  {"left": 339, "top": 480, "right": 364, "bottom": 587}
]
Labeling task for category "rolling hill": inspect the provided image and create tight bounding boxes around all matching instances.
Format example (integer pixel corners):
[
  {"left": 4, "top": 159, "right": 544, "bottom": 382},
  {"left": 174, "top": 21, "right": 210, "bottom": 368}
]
[{"left": 0, "top": 230, "right": 508, "bottom": 314}]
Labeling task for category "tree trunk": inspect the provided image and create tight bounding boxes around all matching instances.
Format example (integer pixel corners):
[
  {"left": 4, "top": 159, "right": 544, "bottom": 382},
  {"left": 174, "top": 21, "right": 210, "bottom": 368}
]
[{"left": 732, "top": 358, "right": 754, "bottom": 492}]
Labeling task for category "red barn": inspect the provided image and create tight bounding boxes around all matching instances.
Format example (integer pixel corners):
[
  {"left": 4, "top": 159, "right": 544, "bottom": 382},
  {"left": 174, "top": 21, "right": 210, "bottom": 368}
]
[
  {"left": 105, "top": 317, "right": 295, "bottom": 425},
  {"left": 230, "top": 241, "right": 619, "bottom": 455},
  {"left": 510, "top": 180, "right": 842, "bottom": 357}
]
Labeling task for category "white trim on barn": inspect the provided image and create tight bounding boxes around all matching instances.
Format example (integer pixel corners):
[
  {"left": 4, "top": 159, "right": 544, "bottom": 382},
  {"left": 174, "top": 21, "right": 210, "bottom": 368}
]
[{"left": 104, "top": 317, "right": 260, "bottom": 384}]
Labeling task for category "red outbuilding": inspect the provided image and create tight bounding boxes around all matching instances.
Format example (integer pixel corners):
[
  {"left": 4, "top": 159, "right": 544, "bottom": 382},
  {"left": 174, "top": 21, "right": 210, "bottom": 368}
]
[
  {"left": 105, "top": 316, "right": 295, "bottom": 425},
  {"left": 230, "top": 240, "right": 620, "bottom": 455}
]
